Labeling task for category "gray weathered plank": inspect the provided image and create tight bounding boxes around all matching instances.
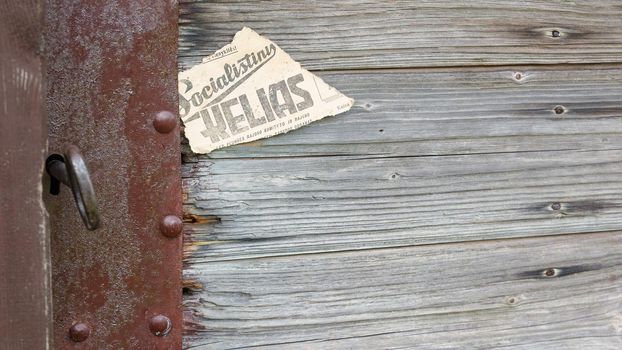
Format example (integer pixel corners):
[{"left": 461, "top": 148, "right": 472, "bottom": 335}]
[
  {"left": 183, "top": 232, "right": 622, "bottom": 349},
  {"left": 182, "top": 66, "right": 622, "bottom": 262},
  {"left": 187, "top": 65, "right": 622, "bottom": 159},
  {"left": 179, "top": 0, "right": 622, "bottom": 70}
]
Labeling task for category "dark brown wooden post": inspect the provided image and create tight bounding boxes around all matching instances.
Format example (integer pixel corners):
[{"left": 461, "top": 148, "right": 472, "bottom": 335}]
[{"left": 0, "top": 0, "right": 52, "bottom": 349}]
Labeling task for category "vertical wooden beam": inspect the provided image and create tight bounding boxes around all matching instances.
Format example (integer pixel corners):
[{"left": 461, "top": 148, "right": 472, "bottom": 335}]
[{"left": 0, "top": 0, "right": 52, "bottom": 349}]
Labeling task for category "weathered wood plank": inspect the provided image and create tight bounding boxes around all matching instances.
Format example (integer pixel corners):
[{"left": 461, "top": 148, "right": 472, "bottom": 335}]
[
  {"left": 187, "top": 65, "right": 622, "bottom": 159},
  {"left": 183, "top": 232, "right": 622, "bottom": 349},
  {"left": 182, "top": 66, "right": 622, "bottom": 261},
  {"left": 0, "top": 0, "right": 52, "bottom": 348},
  {"left": 179, "top": 0, "right": 622, "bottom": 70}
]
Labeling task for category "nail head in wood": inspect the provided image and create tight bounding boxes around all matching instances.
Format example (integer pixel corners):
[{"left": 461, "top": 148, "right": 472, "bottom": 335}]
[{"left": 544, "top": 268, "right": 557, "bottom": 277}]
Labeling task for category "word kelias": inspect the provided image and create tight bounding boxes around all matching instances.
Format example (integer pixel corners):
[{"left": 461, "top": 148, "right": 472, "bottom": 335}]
[
  {"left": 179, "top": 44, "right": 277, "bottom": 119},
  {"left": 197, "top": 73, "right": 314, "bottom": 142}
]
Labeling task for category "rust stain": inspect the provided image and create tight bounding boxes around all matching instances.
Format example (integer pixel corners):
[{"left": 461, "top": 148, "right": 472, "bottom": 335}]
[
  {"left": 182, "top": 309, "right": 208, "bottom": 337},
  {"left": 182, "top": 279, "right": 204, "bottom": 292},
  {"left": 183, "top": 213, "right": 222, "bottom": 224}
]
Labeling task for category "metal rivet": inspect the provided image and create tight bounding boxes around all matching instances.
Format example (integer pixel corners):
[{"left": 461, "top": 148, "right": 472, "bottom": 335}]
[
  {"left": 544, "top": 268, "right": 556, "bottom": 277},
  {"left": 69, "top": 322, "right": 90, "bottom": 342},
  {"left": 153, "top": 111, "right": 177, "bottom": 134},
  {"left": 552, "top": 30, "right": 561, "bottom": 38},
  {"left": 149, "top": 315, "right": 172, "bottom": 336},
  {"left": 160, "top": 215, "right": 183, "bottom": 238},
  {"left": 551, "top": 202, "right": 561, "bottom": 211}
]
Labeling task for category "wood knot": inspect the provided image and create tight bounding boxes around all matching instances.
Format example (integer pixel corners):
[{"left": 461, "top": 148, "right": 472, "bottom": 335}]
[
  {"left": 390, "top": 172, "right": 401, "bottom": 180},
  {"left": 551, "top": 30, "right": 561, "bottom": 38},
  {"left": 505, "top": 296, "right": 519, "bottom": 306},
  {"left": 550, "top": 202, "right": 562, "bottom": 211},
  {"left": 553, "top": 105, "right": 566, "bottom": 115},
  {"left": 362, "top": 102, "right": 375, "bottom": 111}
]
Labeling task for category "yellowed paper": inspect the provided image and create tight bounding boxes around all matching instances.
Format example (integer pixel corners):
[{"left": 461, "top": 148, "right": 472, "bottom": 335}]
[{"left": 178, "top": 27, "right": 354, "bottom": 154}]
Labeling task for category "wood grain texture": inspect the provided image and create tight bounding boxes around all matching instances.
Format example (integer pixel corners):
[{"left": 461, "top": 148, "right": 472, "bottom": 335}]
[
  {"left": 182, "top": 66, "right": 622, "bottom": 262},
  {"left": 0, "top": 0, "right": 51, "bottom": 349},
  {"left": 180, "top": 1, "right": 622, "bottom": 348},
  {"left": 183, "top": 232, "right": 622, "bottom": 349},
  {"left": 179, "top": 0, "right": 622, "bottom": 70}
]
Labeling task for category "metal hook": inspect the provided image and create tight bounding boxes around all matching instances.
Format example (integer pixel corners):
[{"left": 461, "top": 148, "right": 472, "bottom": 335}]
[{"left": 46, "top": 145, "right": 100, "bottom": 230}]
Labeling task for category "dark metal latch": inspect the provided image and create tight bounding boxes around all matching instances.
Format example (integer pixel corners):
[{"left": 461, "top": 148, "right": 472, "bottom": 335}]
[{"left": 46, "top": 145, "right": 100, "bottom": 230}]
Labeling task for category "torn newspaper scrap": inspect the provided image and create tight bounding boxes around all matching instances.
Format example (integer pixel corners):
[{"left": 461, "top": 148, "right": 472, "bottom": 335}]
[{"left": 178, "top": 27, "right": 354, "bottom": 154}]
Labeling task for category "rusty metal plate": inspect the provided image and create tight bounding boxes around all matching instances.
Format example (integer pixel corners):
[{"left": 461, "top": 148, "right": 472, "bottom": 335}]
[{"left": 45, "top": 1, "right": 181, "bottom": 348}]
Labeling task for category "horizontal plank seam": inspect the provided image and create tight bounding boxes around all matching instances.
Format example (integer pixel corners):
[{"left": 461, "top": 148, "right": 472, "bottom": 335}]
[
  {"left": 177, "top": 60, "right": 622, "bottom": 74},
  {"left": 306, "top": 62, "right": 622, "bottom": 74},
  {"left": 196, "top": 147, "right": 622, "bottom": 161}
]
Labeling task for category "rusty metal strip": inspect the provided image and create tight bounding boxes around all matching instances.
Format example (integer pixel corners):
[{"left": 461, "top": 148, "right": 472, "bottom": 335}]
[{"left": 45, "top": 1, "right": 181, "bottom": 348}]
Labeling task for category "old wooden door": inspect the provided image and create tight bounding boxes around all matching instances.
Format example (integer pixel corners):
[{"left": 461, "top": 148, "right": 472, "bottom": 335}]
[{"left": 178, "top": 1, "right": 622, "bottom": 349}]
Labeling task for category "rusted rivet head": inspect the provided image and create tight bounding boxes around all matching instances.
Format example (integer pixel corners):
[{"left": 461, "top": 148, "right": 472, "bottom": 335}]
[
  {"left": 69, "top": 322, "right": 90, "bottom": 342},
  {"left": 149, "top": 315, "right": 172, "bottom": 336},
  {"left": 153, "top": 111, "right": 177, "bottom": 134},
  {"left": 160, "top": 215, "right": 183, "bottom": 238}
]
